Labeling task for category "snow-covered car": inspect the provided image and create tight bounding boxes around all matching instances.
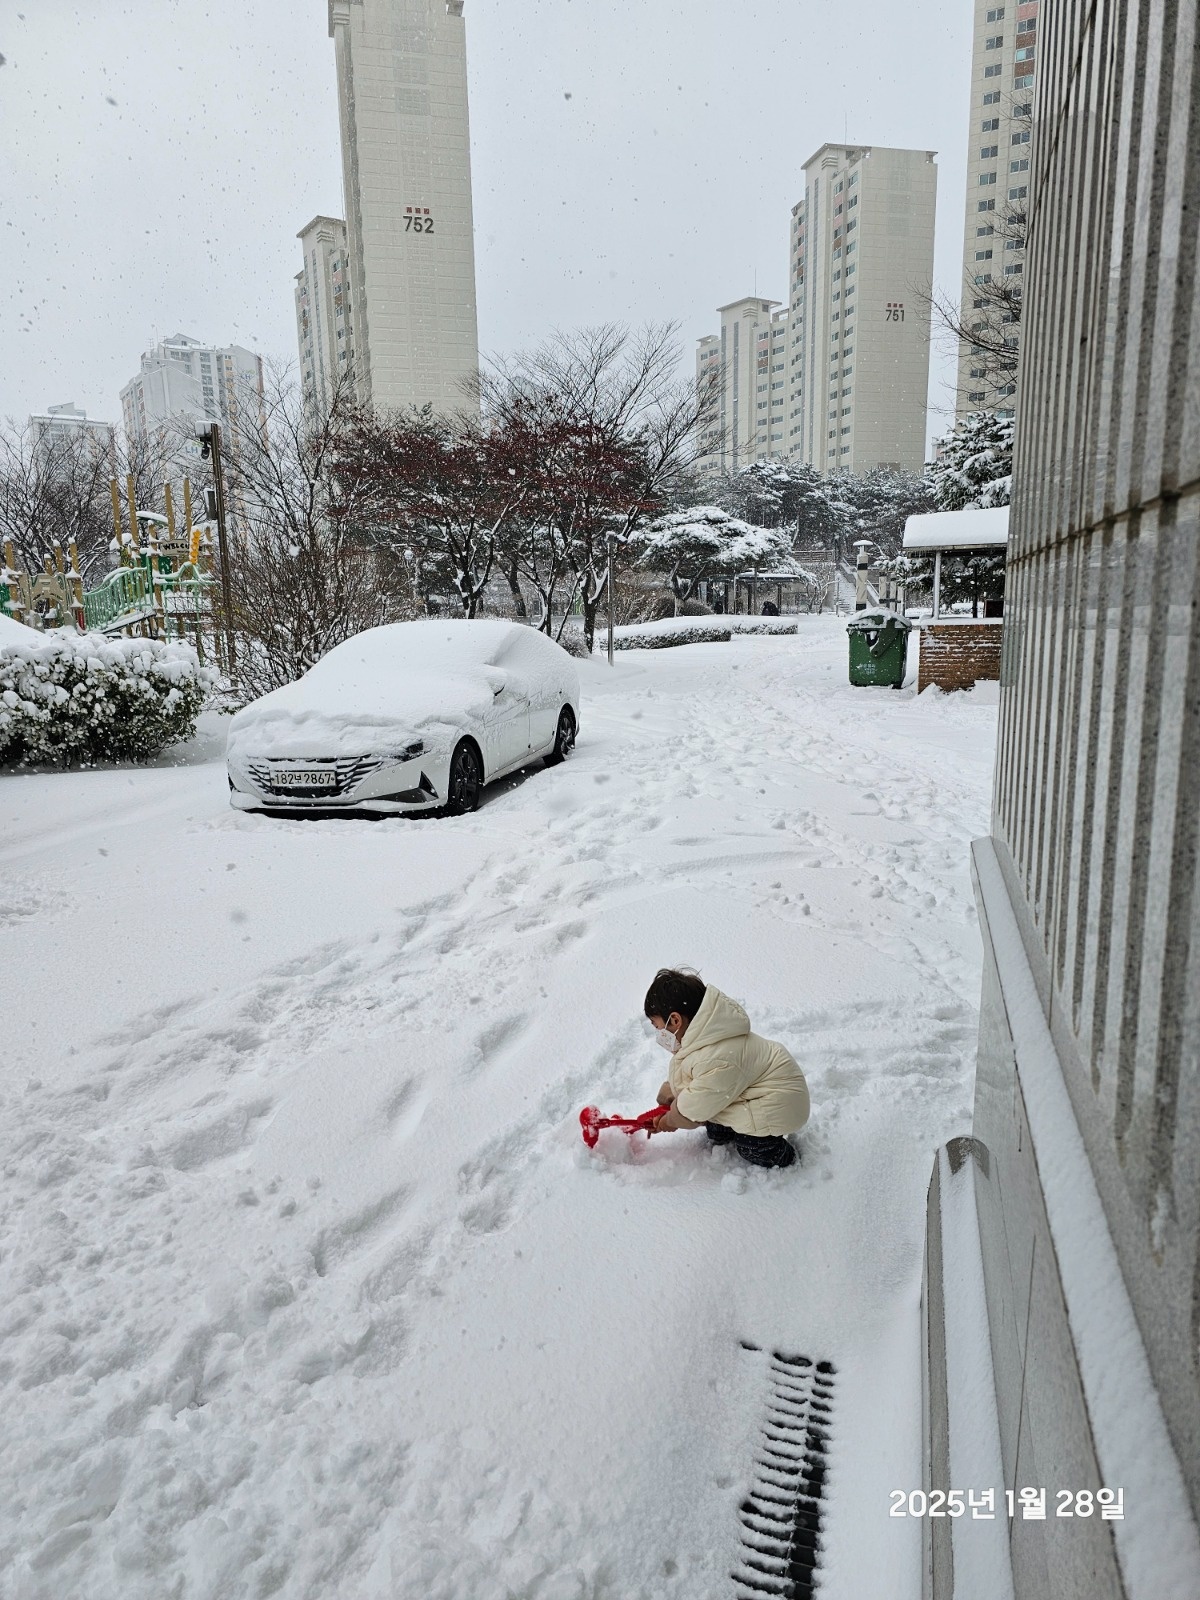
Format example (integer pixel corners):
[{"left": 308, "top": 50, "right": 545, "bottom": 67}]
[{"left": 226, "top": 620, "right": 580, "bottom": 816}]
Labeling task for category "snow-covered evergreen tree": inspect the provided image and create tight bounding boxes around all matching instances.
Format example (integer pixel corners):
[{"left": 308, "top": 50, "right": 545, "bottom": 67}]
[
  {"left": 635, "top": 506, "right": 793, "bottom": 608},
  {"left": 930, "top": 411, "right": 1014, "bottom": 511}
]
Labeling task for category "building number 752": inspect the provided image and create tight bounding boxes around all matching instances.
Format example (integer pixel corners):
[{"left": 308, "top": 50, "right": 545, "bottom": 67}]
[{"left": 405, "top": 214, "right": 435, "bottom": 233}]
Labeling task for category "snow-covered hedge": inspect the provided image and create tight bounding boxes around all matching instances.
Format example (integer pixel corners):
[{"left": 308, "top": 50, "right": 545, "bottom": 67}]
[
  {"left": 0, "top": 631, "right": 213, "bottom": 767},
  {"left": 611, "top": 621, "right": 732, "bottom": 650},
  {"left": 607, "top": 615, "right": 799, "bottom": 650}
]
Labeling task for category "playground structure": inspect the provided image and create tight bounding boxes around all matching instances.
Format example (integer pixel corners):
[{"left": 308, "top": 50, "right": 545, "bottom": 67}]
[{"left": 1, "top": 475, "right": 222, "bottom": 662}]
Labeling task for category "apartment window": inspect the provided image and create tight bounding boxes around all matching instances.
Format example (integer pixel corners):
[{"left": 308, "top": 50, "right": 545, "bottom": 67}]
[
  {"left": 848, "top": 194, "right": 858, "bottom": 208},
  {"left": 840, "top": 446, "right": 851, "bottom": 455},
  {"left": 849, "top": 171, "right": 858, "bottom": 184},
  {"left": 1015, "top": 102, "right": 1032, "bottom": 115},
  {"left": 979, "top": 172, "right": 998, "bottom": 185},
  {"left": 1006, "top": 237, "right": 1023, "bottom": 250},
  {"left": 757, "top": 383, "right": 767, "bottom": 393},
  {"left": 977, "top": 224, "right": 995, "bottom": 236},
  {"left": 1012, "top": 129, "right": 1031, "bottom": 145},
  {"left": 969, "top": 391, "right": 986, "bottom": 402},
  {"left": 983, "top": 90, "right": 1001, "bottom": 104},
  {"left": 982, "top": 117, "right": 1000, "bottom": 132},
  {"left": 845, "top": 265, "right": 856, "bottom": 277},
  {"left": 1015, "top": 46, "right": 1034, "bottom": 60},
  {"left": 1010, "top": 184, "right": 1028, "bottom": 199},
  {"left": 980, "top": 144, "right": 999, "bottom": 158},
  {"left": 973, "top": 298, "right": 987, "bottom": 309},
  {"left": 985, "top": 35, "right": 1003, "bottom": 48},
  {"left": 1010, "top": 157, "right": 1030, "bottom": 172},
  {"left": 1004, "top": 262, "right": 1024, "bottom": 275},
  {"left": 976, "top": 249, "right": 994, "bottom": 260},
  {"left": 843, "top": 346, "right": 853, "bottom": 357},
  {"left": 828, "top": 429, "right": 837, "bottom": 440},
  {"left": 841, "top": 426, "right": 851, "bottom": 435},
  {"left": 828, "top": 408, "right": 838, "bottom": 420},
  {"left": 1014, "top": 73, "right": 1034, "bottom": 88},
  {"left": 986, "top": 5, "right": 1005, "bottom": 17},
  {"left": 772, "top": 382, "right": 784, "bottom": 390},
  {"left": 985, "top": 63, "right": 1002, "bottom": 77},
  {"left": 846, "top": 242, "right": 856, "bottom": 254},
  {"left": 841, "top": 407, "right": 851, "bottom": 416},
  {"left": 843, "top": 387, "right": 852, "bottom": 396},
  {"left": 758, "top": 401, "right": 768, "bottom": 410}
]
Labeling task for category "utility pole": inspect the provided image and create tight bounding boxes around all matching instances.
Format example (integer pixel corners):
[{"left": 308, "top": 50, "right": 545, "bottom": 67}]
[{"left": 198, "top": 422, "right": 236, "bottom": 671}]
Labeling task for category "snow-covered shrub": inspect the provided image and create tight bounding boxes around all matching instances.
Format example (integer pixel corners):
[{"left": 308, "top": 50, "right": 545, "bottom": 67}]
[
  {"left": 611, "top": 621, "right": 733, "bottom": 650},
  {"left": 555, "top": 627, "right": 593, "bottom": 660},
  {"left": 723, "top": 617, "right": 799, "bottom": 636},
  {"left": 0, "top": 632, "right": 213, "bottom": 767}
]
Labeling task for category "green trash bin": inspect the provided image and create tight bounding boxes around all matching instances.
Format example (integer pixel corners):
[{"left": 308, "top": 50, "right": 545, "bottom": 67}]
[{"left": 846, "top": 608, "right": 912, "bottom": 688}]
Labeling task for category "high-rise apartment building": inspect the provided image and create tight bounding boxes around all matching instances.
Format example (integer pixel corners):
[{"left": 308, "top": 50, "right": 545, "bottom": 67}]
[
  {"left": 790, "top": 144, "right": 937, "bottom": 475},
  {"left": 28, "top": 403, "right": 115, "bottom": 473},
  {"left": 697, "top": 146, "right": 936, "bottom": 481},
  {"left": 120, "top": 334, "right": 264, "bottom": 447},
  {"left": 328, "top": 0, "right": 479, "bottom": 416},
  {"left": 955, "top": 0, "right": 1039, "bottom": 417},
  {"left": 695, "top": 298, "right": 789, "bottom": 473},
  {"left": 295, "top": 216, "right": 355, "bottom": 412}
]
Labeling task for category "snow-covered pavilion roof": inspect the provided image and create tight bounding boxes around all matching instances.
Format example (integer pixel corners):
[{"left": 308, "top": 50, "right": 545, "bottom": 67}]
[{"left": 902, "top": 506, "right": 1010, "bottom": 551}]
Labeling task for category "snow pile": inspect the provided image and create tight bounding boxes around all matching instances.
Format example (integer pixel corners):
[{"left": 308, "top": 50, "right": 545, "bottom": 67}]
[
  {"left": 0, "top": 611, "right": 41, "bottom": 644},
  {"left": 0, "top": 630, "right": 212, "bottom": 767},
  {"left": 609, "top": 616, "right": 799, "bottom": 650}
]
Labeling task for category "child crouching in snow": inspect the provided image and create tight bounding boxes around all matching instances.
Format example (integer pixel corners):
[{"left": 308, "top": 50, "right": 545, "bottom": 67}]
[{"left": 645, "top": 969, "right": 809, "bottom": 1169}]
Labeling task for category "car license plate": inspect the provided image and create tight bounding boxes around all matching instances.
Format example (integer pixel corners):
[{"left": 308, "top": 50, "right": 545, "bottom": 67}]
[{"left": 276, "top": 768, "right": 336, "bottom": 788}]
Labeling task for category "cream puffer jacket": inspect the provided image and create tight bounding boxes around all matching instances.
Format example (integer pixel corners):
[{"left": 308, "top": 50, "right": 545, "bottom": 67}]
[{"left": 669, "top": 986, "right": 810, "bottom": 1137}]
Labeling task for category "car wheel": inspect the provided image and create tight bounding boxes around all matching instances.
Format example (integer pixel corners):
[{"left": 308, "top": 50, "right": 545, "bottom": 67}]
[
  {"left": 446, "top": 739, "right": 483, "bottom": 814},
  {"left": 544, "top": 706, "right": 576, "bottom": 766}
]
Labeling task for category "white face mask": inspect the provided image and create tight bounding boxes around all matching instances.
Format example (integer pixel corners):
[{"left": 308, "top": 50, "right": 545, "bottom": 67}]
[{"left": 655, "top": 1027, "right": 680, "bottom": 1054}]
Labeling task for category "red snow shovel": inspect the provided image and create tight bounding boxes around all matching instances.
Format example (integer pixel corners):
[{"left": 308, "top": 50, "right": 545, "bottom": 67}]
[{"left": 579, "top": 1103, "right": 670, "bottom": 1148}]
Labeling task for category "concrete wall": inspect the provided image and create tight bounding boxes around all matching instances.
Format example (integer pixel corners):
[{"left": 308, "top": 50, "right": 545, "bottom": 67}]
[
  {"left": 993, "top": 0, "right": 1200, "bottom": 1519},
  {"left": 924, "top": 0, "right": 1200, "bottom": 1591}
]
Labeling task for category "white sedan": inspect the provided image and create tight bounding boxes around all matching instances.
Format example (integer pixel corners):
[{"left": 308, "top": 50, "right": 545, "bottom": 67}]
[{"left": 226, "top": 620, "right": 580, "bottom": 816}]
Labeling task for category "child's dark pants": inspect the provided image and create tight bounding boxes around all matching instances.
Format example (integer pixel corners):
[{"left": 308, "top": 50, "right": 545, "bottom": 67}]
[{"left": 705, "top": 1122, "right": 797, "bottom": 1168}]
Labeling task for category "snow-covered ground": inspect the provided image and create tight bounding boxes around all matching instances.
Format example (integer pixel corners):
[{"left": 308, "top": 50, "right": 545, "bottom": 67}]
[{"left": 0, "top": 619, "right": 998, "bottom": 1600}]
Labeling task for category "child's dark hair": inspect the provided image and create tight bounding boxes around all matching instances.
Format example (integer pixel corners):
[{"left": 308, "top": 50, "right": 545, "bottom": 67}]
[{"left": 644, "top": 968, "right": 706, "bottom": 1022}]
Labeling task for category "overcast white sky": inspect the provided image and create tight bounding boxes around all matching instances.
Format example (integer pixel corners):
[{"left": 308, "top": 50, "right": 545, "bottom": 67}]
[{"left": 0, "top": 0, "right": 973, "bottom": 444}]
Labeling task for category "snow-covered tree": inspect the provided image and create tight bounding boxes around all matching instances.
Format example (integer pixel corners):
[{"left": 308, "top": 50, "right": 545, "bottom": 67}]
[
  {"left": 930, "top": 411, "right": 1014, "bottom": 511},
  {"left": 635, "top": 506, "right": 793, "bottom": 609}
]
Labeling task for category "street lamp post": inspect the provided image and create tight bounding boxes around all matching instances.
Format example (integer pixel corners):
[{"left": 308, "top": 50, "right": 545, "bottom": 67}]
[
  {"left": 607, "top": 532, "right": 615, "bottom": 667},
  {"left": 198, "top": 422, "right": 236, "bottom": 672}
]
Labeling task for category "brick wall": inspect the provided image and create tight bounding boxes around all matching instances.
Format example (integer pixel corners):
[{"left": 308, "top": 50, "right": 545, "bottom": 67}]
[{"left": 916, "top": 620, "right": 1003, "bottom": 693}]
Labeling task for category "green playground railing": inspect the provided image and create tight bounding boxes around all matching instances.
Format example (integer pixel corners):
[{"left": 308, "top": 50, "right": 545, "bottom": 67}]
[{"left": 82, "top": 566, "right": 154, "bottom": 632}]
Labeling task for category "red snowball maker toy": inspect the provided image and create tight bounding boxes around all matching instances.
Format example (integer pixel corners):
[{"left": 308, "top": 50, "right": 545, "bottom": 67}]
[{"left": 579, "top": 1103, "right": 670, "bottom": 1148}]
